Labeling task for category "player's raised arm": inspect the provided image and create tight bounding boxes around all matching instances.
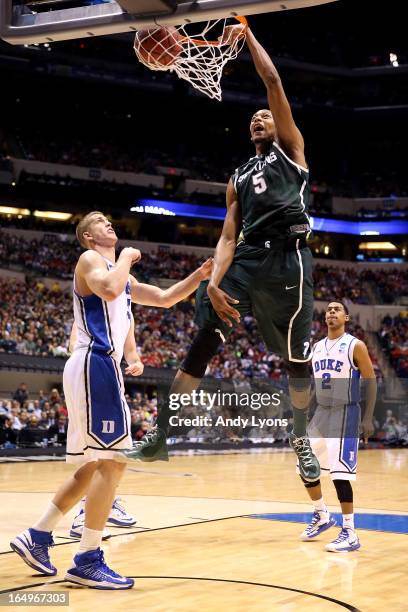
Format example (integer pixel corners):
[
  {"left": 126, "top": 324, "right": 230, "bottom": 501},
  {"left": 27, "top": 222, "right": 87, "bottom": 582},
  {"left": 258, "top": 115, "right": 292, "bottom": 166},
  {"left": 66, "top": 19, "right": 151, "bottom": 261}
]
[
  {"left": 76, "top": 248, "right": 141, "bottom": 302},
  {"left": 353, "top": 340, "right": 377, "bottom": 441},
  {"left": 245, "top": 27, "right": 307, "bottom": 168},
  {"left": 129, "top": 258, "right": 213, "bottom": 308}
]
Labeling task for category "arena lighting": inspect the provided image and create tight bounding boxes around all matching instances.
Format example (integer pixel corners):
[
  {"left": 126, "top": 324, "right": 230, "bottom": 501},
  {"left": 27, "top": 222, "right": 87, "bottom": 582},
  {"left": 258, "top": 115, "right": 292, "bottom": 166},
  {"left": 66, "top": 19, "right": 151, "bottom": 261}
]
[
  {"left": 390, "top": 52, "right": 399, "bottom": 67},
  {"left": 0, "top": 205, "right": 30, "bottom": 216},
  {"left": 359, "top": 242, "right": 397, "bottom": 251},
  {"left": 134, "top": 200, "right": 408, "bottom": 235},
  {"left": 33, "top": 210, "right": 72, "bottom": 221}
]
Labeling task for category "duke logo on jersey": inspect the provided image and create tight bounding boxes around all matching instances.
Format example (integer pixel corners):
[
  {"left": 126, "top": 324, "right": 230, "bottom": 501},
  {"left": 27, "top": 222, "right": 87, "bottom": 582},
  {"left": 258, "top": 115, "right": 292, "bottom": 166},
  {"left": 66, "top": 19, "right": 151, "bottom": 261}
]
[{"left": 312, "top": 333, "right": 360, "bottom": 409}]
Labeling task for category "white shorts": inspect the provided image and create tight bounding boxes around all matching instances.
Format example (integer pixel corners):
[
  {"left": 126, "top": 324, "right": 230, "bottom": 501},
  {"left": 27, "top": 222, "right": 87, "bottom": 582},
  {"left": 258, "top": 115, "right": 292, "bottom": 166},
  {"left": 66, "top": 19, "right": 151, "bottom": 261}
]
[
  {"left": 63, "top": 349, "right": 132, "bottom": 465},
  {"left": 296, "top": 404, "right": 360, "bottom": 481}
]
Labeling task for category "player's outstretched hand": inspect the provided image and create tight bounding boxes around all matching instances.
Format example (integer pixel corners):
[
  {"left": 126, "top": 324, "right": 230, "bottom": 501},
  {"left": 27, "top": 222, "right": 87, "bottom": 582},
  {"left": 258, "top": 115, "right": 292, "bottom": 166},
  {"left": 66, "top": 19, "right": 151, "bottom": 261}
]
[
  {"left": 121, "top": 247, "right": 142, "bottom": 265},
  {"left": 125, "top": 358, "right": 144, "bottom": 376},
  {"left": 207, "top": 284, "right": 240, "bottom": 328},
  {"left": 220, "top": 23, "right": 246, "bottom": 46},
  {"left": 198, "top": 257, "right": 213, "bottom": 280}
]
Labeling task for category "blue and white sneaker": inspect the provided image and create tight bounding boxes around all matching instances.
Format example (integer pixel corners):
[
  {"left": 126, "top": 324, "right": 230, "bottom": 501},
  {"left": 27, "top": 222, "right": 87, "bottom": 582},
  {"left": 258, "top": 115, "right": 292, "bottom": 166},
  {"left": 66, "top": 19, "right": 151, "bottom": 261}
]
[
  {"left": 107, "top": 497, "right": 137, "bottom": 528},
  {"left": 10, "top": 528, "right": 57, "bottom": 576},
  {"left": 70, "top": 497, "right": 136, "bottom": 538},
  {"left": 300, "top": 511, "right": 336, "bottom": 541},
  {"left": 325, "top": 528, "right": 361, "bottom": 552},
  {"left": 70, "top": 507, "right": 86, "bottom": 538},
  {"left": 64, "top": 548, "right": 134, "bottom": 589}
]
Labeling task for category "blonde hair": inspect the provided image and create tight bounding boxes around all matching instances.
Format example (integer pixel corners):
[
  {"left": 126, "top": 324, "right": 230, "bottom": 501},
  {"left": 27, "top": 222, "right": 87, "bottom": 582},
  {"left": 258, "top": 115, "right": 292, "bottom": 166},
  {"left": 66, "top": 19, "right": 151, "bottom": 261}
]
[{"left": 76, "top": 211, "right": 105, "bottom": 248}]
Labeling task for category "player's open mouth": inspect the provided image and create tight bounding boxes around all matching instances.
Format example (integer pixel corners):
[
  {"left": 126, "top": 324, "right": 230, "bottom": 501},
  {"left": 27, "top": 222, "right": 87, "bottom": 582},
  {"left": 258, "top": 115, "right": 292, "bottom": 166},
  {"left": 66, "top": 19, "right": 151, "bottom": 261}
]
[{"left": 253, "top": 125, "right": 264, "bottom": 133}]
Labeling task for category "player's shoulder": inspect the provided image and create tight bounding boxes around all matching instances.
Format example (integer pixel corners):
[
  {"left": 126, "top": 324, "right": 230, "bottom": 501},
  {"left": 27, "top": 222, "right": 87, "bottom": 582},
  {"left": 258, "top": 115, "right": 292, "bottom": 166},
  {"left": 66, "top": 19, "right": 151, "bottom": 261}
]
[
  {"left": 233, "top": 155, "right": 257, "bottom": 175},
  {"left": 77, "top": 249, "right": 105, "bottom": 269},
  {"left": 312, "top": 337, "right": 325, "bottom": 354}
]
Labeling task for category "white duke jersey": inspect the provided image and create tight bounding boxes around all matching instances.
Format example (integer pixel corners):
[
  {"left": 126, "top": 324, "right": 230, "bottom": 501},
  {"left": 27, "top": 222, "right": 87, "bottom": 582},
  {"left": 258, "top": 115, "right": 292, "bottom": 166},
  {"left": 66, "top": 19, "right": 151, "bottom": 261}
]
[
  {"left": 73, "top": 256, "right": 132, "bottom": 363},
  {"left": 312, "top": 333, "right": 360, "bottom": 407}
]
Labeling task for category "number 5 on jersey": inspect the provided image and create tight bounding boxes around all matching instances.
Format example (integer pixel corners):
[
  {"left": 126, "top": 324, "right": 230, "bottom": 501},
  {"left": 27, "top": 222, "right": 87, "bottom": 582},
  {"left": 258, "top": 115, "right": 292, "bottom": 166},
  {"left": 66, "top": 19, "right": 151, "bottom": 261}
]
[{"left": 252, "top": 172, "right": 267, "bottom": 194}]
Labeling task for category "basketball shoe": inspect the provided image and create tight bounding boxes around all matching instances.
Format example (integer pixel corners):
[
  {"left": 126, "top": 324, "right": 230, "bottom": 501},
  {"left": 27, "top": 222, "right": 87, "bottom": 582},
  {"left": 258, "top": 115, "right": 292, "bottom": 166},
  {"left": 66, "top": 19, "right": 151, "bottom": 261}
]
[
  {"left": 325, "top": 528, "right": 361, "bottom": 552},
  {"left": 65, "top": 548, "right": 134, "bottom": 589},
  {"left": 70, "top": 497, "right": 136, "bottom": 538},
  {"left": 10, "top": 528, "right": 57, "bottom": 576},
  {"left": 121, "top": 427, "right": 168, "bottom": 462},
  {"left": 289, "top": 432, "right": 320, "bottom": 482},
  {"left": 300, "top": 511, "right": 336, "bottom": 540}
]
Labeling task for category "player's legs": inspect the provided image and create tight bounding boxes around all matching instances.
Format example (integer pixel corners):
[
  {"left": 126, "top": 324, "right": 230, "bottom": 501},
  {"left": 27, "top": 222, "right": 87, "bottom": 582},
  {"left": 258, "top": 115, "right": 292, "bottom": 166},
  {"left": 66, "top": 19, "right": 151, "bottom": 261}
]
[
  {"left": 296, "top": 420, "right": 336, "bottom": 540},
  {"left": 123, "top": 264, "right": 252, "bottom": 462},
  {"left": 65, "top": 459, "right": 134, "bottom": 589},
  {"left": 122, "top": 329, "right": 224, "bottom": 461},
  {"left": 325, "top": 478, "right": 360, "bottom": 552},
  {"left": 53, "top": 461, "right": 98, "bottom": 513},
  {"left": 251, "top": 244, "right": 319, "bottom": 480},
  {"left": 325, "top": 431, "right": 360, "bottom": 552},
  {"left": 10, "top": 461, "right": 97, "bottom": 576},
  {"left": 299, "top": 477, "right": 337, "bottom": 540}
]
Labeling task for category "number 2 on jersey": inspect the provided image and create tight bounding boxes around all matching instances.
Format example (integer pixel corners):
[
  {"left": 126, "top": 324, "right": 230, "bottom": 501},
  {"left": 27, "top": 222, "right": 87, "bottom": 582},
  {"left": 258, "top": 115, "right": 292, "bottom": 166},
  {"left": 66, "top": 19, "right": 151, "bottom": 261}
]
[
  {"left": 322, "top": 372, "right": 331, "bottom": 390},
  {"left": 252, "top": 171, "right": 267, "bottom": 194}
]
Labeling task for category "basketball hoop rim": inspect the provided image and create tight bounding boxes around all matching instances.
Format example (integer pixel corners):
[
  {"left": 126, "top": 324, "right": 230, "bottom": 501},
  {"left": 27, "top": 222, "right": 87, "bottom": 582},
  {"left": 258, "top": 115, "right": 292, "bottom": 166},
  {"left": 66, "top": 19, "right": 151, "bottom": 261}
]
[{"left": 179, "top": 15, "right": 248, "bottom": 47}]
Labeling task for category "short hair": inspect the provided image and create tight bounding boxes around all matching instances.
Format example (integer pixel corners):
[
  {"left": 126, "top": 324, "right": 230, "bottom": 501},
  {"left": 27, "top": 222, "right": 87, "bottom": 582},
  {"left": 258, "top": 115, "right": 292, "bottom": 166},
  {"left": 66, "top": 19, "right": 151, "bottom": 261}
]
[
  {"left": 76, "top": 211, "right": 105, "bottom": 248},
  {"left": 327, "top": 301, "right": 349, "bottom": 316}
]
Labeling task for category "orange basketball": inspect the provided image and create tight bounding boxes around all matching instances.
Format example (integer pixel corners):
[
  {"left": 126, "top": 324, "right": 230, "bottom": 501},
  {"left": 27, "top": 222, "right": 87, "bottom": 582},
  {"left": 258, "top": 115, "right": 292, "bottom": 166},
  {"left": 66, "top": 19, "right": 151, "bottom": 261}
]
[{"left": 134, "top": 26, "right": 184, "bottom": 69}]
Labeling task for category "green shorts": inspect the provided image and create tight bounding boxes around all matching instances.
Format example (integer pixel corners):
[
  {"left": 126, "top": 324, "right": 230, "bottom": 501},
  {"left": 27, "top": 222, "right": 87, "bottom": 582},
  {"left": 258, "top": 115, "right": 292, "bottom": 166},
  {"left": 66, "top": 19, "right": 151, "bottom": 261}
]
[{"left": 195, "top": 242, "right": 313, "bottom": 362}]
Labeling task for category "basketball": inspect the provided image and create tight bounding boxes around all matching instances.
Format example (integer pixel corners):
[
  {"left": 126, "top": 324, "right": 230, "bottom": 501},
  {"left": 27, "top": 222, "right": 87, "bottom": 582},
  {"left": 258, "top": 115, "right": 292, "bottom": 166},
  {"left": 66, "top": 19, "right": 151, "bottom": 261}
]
[{"left": 134, "top": 26, "right": 184, "bottom": 69}]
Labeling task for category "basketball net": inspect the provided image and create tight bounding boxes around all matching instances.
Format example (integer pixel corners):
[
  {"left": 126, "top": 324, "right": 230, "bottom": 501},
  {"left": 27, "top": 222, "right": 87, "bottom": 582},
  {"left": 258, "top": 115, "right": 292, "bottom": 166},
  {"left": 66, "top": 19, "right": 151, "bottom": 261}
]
[{"left": 134, "top": 16, "right": 248, "bottom": 101}]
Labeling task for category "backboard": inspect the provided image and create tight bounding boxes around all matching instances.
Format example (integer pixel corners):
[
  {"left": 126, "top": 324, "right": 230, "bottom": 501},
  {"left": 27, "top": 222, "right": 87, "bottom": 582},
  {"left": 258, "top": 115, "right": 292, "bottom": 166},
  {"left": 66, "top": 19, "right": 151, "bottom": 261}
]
[{"left": 0, "top": 0, "right": 338, "bottom": 45}]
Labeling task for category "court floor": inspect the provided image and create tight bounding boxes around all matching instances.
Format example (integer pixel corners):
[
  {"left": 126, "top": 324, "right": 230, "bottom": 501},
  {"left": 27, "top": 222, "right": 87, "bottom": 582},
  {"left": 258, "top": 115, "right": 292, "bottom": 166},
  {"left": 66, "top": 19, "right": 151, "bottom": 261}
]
[{"left": 0, "top": 449, "right": 406, "bottom": 611}]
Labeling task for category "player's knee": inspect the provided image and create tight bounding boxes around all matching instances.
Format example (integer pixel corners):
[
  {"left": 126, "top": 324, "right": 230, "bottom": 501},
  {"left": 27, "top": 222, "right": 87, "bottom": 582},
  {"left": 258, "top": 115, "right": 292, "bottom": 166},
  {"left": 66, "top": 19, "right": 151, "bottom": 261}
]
[
  {"left": 285, "top": 361, "right": 310, "bottom": 390},
  {"left": 180, "top": 328, "right": 224, "bottom": 379},
  {"left": 333, "top": 479, "right": 353, "bottom": 503},
  {"left": 97, "top": 459, "right": 126, "bottom": 475},
  {"left": 300, "top": 475, "right": 320, "bottom": 488}
]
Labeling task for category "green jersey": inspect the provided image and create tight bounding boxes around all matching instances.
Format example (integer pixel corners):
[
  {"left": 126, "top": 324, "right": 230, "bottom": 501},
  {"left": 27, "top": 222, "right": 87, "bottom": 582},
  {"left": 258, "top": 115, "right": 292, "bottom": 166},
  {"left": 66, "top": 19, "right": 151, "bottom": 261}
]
[{"left": 232, "top": 141, "right": 311, "bottom": 244}]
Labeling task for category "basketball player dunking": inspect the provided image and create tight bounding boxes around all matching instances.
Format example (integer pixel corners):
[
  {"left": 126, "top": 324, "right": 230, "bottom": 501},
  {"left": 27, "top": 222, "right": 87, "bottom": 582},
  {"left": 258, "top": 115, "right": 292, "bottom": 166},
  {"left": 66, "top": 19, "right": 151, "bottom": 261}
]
[
  {"left": 298, "top": 301, "right": 376, "bottom": 552},
  {"left": 10, "top": 212, "right": 212, "bottom": 589},
  {"left": 129, "top": 26, "right": 320, "bottom": 481}
]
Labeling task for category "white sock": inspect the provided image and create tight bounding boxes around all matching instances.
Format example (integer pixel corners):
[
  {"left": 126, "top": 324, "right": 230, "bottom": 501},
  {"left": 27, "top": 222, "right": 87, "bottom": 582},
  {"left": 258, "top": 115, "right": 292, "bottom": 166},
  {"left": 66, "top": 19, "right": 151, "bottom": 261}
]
[
  {"left": 78, "top": 527, "right": 103, "bottom": 554},
  {"left": 313, "top": 497, "right": 328, "bottom": 515},
  {"left": 343, "top": 514, "right": 355, "bottom": 531},
  {"left": 32, "top": 501, "right": 64, "bottom": 533}
]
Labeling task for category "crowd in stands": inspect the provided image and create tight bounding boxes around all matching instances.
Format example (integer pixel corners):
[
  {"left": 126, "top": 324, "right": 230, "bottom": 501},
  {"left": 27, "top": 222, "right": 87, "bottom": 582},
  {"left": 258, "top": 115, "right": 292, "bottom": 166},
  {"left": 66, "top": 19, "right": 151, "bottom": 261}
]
[
  {"left": 379, "top": 313, "right": 408, "bottom": 378},
  {"left": 0, "top": 231, "right": 81, "bottom": 280},
  {"left": 363, "top": 269, "right": 408, "bottom": 305},
  {"left": 313, "top": 264, "right": 370, "bottom": 305},
  {"left": 0, "top": 383, "right": 157, "bottom": 449},
  {"left": 13, "top": 132, "right": 408, "bottom": 200}
]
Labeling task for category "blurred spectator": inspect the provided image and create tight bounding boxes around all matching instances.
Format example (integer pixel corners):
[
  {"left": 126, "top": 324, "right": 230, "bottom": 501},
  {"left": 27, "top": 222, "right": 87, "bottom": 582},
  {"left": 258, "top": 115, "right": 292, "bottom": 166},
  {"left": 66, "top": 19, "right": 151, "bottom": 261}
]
[
  {"left": 0, "top": 415, "right": 17, "bottom": 448},
  {"left": 13, "top": 383, "right": 28, "bottom": 407}
]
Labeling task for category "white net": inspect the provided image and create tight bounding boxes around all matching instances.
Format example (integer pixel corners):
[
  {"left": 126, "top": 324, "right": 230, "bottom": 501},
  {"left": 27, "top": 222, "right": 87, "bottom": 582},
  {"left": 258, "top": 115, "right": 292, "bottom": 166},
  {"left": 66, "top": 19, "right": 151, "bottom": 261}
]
[{"left": 134, "top": 17, "right": 247, "bottom": 102}]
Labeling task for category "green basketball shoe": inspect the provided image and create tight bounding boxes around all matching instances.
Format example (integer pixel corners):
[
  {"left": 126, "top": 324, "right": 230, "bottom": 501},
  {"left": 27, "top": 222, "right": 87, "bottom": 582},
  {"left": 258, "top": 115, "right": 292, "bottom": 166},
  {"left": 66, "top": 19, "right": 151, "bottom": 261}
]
[
  {"left": 289, "top": 433, "right": 320, "bottom": 482},
  {"left": 121, "top": 428, "right": 168, "bottom": 462}
]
